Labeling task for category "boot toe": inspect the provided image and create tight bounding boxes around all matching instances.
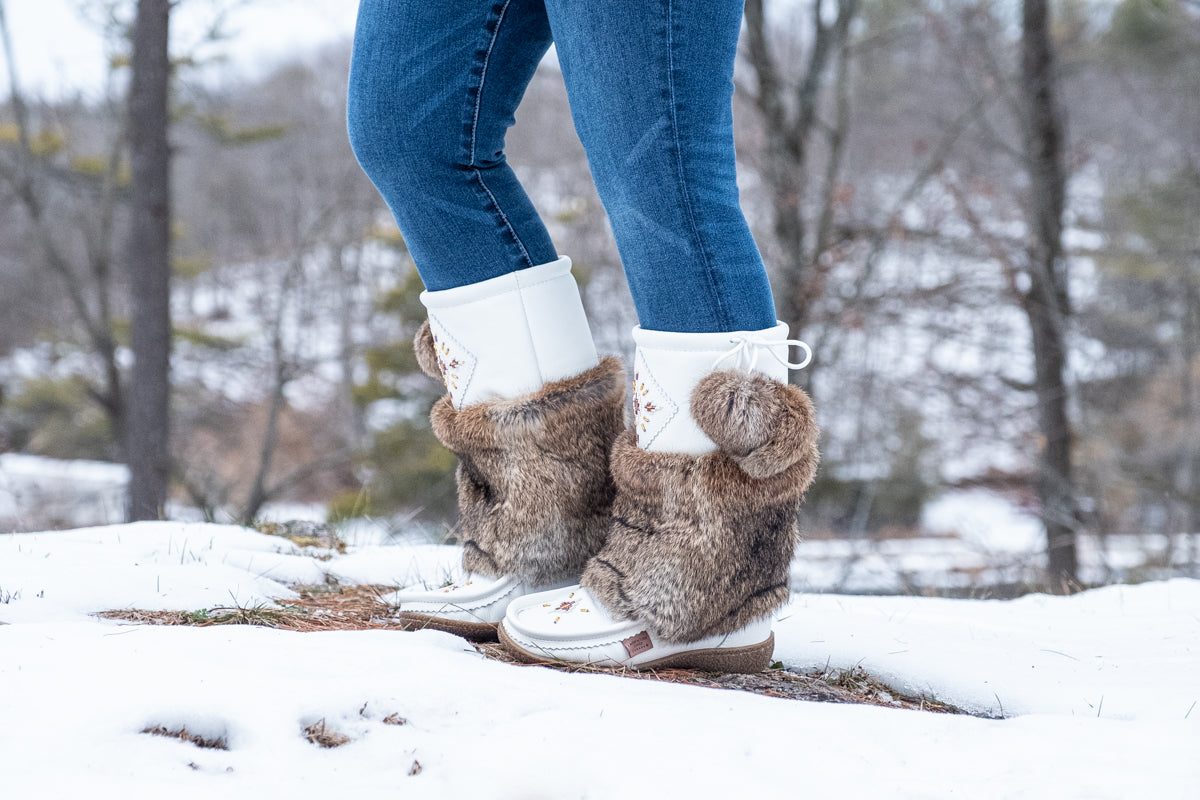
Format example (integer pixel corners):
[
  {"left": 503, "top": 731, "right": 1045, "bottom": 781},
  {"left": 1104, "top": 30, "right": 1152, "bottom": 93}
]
[{"left": 500, "top": 585, "right": 774, "bottom": 671}]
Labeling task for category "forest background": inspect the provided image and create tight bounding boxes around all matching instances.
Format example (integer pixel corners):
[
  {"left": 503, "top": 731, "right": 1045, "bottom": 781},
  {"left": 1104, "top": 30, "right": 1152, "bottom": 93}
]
[{"left": 1, "top": 0, "right": 1197, "bottom": 592}]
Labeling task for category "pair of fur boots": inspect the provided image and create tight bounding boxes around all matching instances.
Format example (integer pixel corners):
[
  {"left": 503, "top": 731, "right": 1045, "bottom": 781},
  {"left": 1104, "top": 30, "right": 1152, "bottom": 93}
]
[{"left": 414, "top": 322, "right": 819, "bottom": 643}]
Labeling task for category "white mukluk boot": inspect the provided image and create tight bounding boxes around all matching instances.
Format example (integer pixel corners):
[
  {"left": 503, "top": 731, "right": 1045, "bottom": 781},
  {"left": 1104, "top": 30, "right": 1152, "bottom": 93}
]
[
  {"left": 499, "top": 323, "right": 819, "bottom": 671},
  {"left": 395, "top": 257, "right": 626, "bottom": 640}
]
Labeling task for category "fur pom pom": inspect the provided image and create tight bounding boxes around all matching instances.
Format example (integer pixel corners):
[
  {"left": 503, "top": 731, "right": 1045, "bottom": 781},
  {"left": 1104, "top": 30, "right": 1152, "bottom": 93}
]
[{"left": 691, "top": 369, "right": 819, "bottom": 480}]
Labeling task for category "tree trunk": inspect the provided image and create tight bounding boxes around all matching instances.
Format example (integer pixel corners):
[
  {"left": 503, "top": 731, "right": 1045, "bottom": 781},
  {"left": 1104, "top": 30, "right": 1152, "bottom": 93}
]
[
  {"left": 126, "top": 0, "right": 172, "bottom": 521},
  {"left": 240, "top": 320, "right": 290, "bottom": 524},
  {"left": 1020, "top": 0, "right": 1077, "bottom": 589}
]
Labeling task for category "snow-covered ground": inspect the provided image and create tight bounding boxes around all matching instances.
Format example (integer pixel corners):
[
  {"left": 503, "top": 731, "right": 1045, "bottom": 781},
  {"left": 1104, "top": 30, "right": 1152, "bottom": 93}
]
[{"left": 1, "top": 522, "right": 1197, "bottom": 798}]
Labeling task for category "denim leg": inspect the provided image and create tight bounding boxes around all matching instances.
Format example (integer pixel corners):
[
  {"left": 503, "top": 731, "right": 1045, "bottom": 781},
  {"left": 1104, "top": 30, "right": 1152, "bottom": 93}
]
[
  {"left": 347, "top": 0, "right": 557, "bottom": 290},
  {"left": 544, "top": 0, "right": 777, "bottom": 333}
]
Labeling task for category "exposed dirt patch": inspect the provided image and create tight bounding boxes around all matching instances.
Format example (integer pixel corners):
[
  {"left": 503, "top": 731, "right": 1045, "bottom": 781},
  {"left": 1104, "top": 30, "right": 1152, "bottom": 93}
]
[
  {"left": 825, "top": 665, "right": 965, "bottom": 713},
  {"left": 142, "top": 725, "right": 228, "bottom": 750},
  {"left": 474, "top": 642, "right": 963, "bottom": 713},
  {"left": 101, "top": 585, "right": 966, "bottom": 715}
]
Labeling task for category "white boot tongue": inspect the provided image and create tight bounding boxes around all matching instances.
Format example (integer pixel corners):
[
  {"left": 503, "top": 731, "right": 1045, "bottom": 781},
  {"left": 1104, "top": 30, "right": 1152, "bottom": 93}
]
[{"left": 505, "top": 586, "right": 632, "bottom": 640}]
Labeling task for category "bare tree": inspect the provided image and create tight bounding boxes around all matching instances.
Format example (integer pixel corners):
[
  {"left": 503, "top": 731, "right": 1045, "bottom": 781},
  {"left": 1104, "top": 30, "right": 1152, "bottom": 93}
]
[
  {"left": 170, "top": 52, "right": 380, "bottom": 522},
  {"left": 1020, "top": 0, "right": 1077, "bottom": 588},
  {"left": 126, "top": 0, "right": 172, "bottom": 520},
  {"left": 741, "top": 0, "right": 859, "bottom": 338},
  {"left": 0, "top": 0, "right": 127, "bottom": 450}
]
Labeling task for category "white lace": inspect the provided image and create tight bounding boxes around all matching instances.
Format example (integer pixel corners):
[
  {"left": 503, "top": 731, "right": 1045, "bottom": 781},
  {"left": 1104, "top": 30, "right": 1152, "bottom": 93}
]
[{"left": 712, "top": 333, "right": 813, "bottom": 372}]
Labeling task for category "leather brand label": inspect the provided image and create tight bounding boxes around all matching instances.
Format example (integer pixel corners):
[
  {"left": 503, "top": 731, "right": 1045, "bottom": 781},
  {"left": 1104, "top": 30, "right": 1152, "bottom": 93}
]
[{"left": 622, "top": 630, "right": 653, "bottom": 658}]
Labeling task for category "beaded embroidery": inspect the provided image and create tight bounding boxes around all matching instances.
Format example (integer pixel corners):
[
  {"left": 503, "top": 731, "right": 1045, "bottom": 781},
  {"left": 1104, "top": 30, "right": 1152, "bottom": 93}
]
[
  {"left": 425, "top": 318, "right": 477, "bottom": 408},
  {"left": 630, "top": 350, "right": 678, "bottom": 449},
  {"left": 433, "top": 335, "right": 461, "bottom": 390},
  {"left": 542, "top": 591, "right": 589, "bottom": 623},
  {"left": 632, "top": 373, "right": 659, "bottom": 445}
]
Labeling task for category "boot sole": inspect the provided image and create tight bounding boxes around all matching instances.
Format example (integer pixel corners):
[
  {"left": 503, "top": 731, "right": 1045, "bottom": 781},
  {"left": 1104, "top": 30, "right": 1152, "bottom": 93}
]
[
  {"left": 498, "top": 625, "right": 774, "bottom": 674},
  {"left": 398, "top": 612, "right": 499, "bottom": 642}
]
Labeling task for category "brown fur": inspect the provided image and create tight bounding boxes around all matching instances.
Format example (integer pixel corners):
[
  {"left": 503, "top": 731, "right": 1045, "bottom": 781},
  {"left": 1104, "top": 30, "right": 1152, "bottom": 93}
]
[
  {"left": 581, "top": 370, "right": 819, "bottom": 643},
  {"left": 415, "top": 322, "right": 626, "bottom": 585},
  {"left": 414, "top": 321, "right": 442, "bottom": 380}
]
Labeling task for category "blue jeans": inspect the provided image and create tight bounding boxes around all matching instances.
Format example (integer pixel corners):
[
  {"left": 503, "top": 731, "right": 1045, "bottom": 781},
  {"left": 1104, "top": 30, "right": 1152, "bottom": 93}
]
[{"left": 347, "top": 0, "right": 776, "bottom": 334}]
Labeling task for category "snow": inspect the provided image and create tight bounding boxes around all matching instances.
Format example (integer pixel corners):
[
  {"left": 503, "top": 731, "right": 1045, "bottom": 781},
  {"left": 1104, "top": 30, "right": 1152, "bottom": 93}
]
[
  {"left": 0, "top": 522, "right": 312, "bottom": 623},
  {"left": 0, "top": 453, "right": 128, "bottom": 529},
  {"left": 0, "top": 521, "right": 459, "bottom": 624},
  {"left": 775, "top": 582, "right": 1200, "bottom": 721},
  {"left": 921, "top": 488, "right": 1044, "bottom": 553},
  {"left": 2, "top": 522, "right": 1198, "bottom": 798}
]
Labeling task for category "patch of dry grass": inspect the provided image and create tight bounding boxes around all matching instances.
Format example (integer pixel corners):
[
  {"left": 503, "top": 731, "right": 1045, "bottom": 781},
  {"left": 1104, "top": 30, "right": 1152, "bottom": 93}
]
[
  {"left": 254, "top": 521, "right": 347, "bottom": 555},
  {"left": 824, "top": 666, "right": 964, "bottom": 714},
  {"left": 473, "top": 642, "right": 964, "bottom": 713},
  {"left": 303, "top": 718, "right": 351, "bottom": 749},
  {"left": 142, "top": 725, "right": 228, "bottom": 750},
  {"left": 96, "top": 585, "right": 405, "bottom": 632}
]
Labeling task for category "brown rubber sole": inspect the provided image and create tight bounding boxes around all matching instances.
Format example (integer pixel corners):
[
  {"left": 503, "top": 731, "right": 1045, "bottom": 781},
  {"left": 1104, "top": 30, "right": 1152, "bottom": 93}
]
[
  {"left": 397, "top": 612, "right": 499, "bottom": 642},
  {"left": 498, "top": 624, "right": 775, "bottom": 674}
]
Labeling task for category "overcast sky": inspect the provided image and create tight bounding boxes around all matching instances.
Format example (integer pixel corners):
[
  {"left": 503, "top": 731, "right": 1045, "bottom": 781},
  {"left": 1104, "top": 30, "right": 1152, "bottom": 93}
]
[{"left": 1, "top": 0, "right": 360, "bottom": 99}]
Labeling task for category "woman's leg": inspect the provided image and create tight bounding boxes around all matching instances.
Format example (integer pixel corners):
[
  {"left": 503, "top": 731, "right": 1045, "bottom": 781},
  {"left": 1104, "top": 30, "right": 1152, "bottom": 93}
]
[
  {"left": 499, "top": 1, "right": 819, "bottom": 670},
  {"left": 347, "top": 0, "right": 557, "bottom": 290},
  {"left": 347, "top": 0, "right": 625, "bottom": 641},
  {"left": 542, "top": 0, "right": 777, "bottom": 333}
]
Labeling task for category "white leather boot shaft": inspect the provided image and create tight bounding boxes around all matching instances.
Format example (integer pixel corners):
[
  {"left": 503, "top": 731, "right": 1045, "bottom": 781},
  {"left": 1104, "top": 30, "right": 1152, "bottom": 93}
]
[
  {"left": 631, "top": 322, "right": 798, "bottom": 455},
  {"left": 420, "top": 256, "right": 599, "bottom": 408}
]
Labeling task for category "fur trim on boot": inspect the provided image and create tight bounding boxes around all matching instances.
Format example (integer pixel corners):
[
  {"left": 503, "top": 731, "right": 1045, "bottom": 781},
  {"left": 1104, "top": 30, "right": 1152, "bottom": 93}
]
[
  {"left": 580, "top": 369, "right": 819, "bottom": 643},
  {"left": 415, "top": 321, "right": 626, "bottom": 586}
]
